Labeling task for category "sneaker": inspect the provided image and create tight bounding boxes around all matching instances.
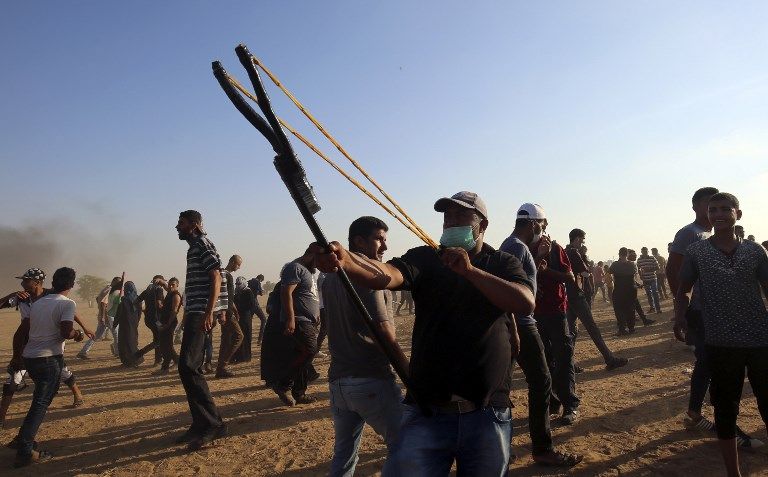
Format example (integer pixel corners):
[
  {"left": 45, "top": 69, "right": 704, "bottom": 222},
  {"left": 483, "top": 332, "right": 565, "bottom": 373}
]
[
  {"left": 559, "top": 410, "right": 579, "bottom": 426},
  {"left": 13, "top": 449, "right": 52, "bottom": 468},
  {"left": 643, "top": 318, "right": 657, "bottom": 326},
  {"left": 293, "top": 395, "right": 317, "bottom": 405},
  {"left": 76, "top": 352, "right": 89, "bottom": 360},
  {"left": 606, "top": 357, "right": 629, "bottom": 371},
  {"left": 274, "top": 389, "right": 296, "bottom": 407}
]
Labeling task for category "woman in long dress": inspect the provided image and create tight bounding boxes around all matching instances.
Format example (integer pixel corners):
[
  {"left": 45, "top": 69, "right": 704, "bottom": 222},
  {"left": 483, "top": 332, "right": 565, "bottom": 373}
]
[
  {"left": 113, "top": 281, "right": 142, "bottom": 367},
  {"left": 232, "top": 277, "right": 256, "bottom": 363}
]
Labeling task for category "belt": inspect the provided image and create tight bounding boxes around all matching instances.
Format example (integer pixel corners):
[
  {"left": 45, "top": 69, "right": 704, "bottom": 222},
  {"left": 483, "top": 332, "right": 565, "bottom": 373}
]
[{"left": 432, "top": 400, "right": 478, "bottom": 414}]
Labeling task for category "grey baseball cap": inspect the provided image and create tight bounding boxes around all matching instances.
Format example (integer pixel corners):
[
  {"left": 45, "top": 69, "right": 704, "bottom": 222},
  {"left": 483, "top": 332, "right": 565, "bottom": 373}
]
[{"left": 434, "top": 191, "right": 488, "bottom": 220}]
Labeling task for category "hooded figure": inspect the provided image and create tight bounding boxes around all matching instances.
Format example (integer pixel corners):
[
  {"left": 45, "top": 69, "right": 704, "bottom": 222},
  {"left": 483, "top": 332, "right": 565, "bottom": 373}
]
[{"left": 114, "top": 281, "right": 142, "bottom": 367}]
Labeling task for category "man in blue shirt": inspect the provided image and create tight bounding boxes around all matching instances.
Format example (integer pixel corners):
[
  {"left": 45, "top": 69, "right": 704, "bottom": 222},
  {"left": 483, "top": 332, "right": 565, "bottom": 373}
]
[{"left": 500, "top": 203, "right": 582, "bottom": 467}]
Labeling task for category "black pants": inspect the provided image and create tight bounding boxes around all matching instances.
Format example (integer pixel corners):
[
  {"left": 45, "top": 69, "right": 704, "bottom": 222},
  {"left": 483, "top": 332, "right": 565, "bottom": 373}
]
[
  {"left": 612, "top": 290, "right": 636, "bottom": 333},
  {"left": 254, "top": 303, "right": 267, "bottom": 344},
  {"left": 275, "top": 321, "right": 319, "bottom": 398},
  {"left": 707, "top": 345, "right": 768, "bottom": 440},
  {"left": 634, "top": 297, "right": 646, "bottom": 320},
  {"left": 317, "top": 308, "right": 328, "bottom": 351},
  {"left": 686, "top": 309, "right": 710, "bottom": 414},
  {"left": 536, "top": 312, "right": 580, "bottom": 413},
  {"left": 145, "top": 318, "right": 162, "bottom": 363},
  {"left": 159, "top": 322, "right": 179, "bottom": 369},
  {"left": 515, "top": 321, "right": 554, "bottom": 455},
  {"left": 178, "top": 312, "right": 223, "bottom": 432},
  {"left": 566, "top": 297, "right": 614, "bottom": 364}
]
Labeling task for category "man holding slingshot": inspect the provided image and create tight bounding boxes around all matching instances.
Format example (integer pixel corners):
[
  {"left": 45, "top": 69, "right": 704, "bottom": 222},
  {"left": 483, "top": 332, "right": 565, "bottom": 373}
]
[{"left": 313, "top": 191, "right": 534, "bottom": 476}]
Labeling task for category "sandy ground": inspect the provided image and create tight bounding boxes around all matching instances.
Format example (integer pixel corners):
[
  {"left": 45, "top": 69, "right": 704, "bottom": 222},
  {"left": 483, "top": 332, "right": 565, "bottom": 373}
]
[{"left": 1, "top": 295, "right": 767, "bottom": 476}]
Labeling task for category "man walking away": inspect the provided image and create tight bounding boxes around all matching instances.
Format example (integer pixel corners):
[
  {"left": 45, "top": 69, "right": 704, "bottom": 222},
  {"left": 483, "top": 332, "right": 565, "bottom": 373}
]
[
  {"left": 325, "top": 216, "right": 409, "bottom": 476},
  {"left": 138, "top": 275, "right": 165, "bottom": 366},
  {"left": 564, "top": 229, "right": 628, "bottom": 371},
  {"left": 215, "top": 255, "right": 244, "bottom": 378},
  {"left": 248, "top": 274, "right": 268, "bottom": 345},
  {"left": 637, "top": 247, "right": 662, "bottom": 313},
  {"left": 156, "top": 277, "right": 182, "bottom": 374},
  {"left": 174, "top": 210, "right": 226, "bottom": 451},
  {"left": 593, "top": 261, "right": 609, "bottom": 303},
  {"left": 77, "top": 276, "right": 121, "bottom": 359}
]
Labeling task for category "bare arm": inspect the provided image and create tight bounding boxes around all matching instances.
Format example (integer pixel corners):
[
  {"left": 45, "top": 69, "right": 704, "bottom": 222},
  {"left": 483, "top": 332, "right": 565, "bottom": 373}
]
[
  {"left": 666, "top": 252, "right": 684, "bottom": 296},
  {"left": 203, "top": 269, "right": 222, "bottom": 331},
  {"left": 73, "top": 313, "right": 95, "bottom": 339},
  {"left": 314, "top": 242, "right": 404, "bottom": 290},
  {"left": 60, "top": 321, "right": 83, "bottom": 341},
  {"left": 673, "top": 278, "right": 694, "bottom": 342},
  {"left": 377, "top": 320, "right": 410, "bottom": 377},
  {"left": 281, "top": 283, "right": 298, "bottom": 335},
  {"left": 11, "top": 319, "right": 30, "bottom": 364}
]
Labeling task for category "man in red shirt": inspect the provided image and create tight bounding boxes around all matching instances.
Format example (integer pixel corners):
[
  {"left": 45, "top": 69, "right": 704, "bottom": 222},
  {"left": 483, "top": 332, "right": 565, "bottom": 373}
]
[{"left": 533, "top": 222, "right": 581, "bottom": 425}]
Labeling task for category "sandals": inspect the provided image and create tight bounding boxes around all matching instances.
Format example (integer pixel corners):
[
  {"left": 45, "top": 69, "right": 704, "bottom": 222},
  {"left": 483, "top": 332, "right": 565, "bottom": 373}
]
[{"left": 533, "top": 449, "right": 584, "bottom": 467}]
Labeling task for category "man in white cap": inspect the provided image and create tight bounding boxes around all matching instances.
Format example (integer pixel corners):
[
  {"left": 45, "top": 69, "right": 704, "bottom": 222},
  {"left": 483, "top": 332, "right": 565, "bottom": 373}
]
[
  {"left": 499, "top": 204, "right": 582, "bottom": 467},
  {"left": 312, "top": 191, "right": 535, "bottom": 476}
]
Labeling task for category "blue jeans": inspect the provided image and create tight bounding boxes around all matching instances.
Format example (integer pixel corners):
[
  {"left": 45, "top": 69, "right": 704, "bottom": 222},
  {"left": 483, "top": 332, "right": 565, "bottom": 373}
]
[
  {"left": 79, "top": 315, "right": 117, "bottom": 354},
  {"left": 382, "top": 404, "right": 512, "bottom": 477},
  {"left": 18, "top": 355, "right": 64, "bottom": 457},
  {"left": 329, "top": 377, "right": 403, "bottom": 477},
  {"left": 643, "top": 279, "right": 661, "bottom": 312}
]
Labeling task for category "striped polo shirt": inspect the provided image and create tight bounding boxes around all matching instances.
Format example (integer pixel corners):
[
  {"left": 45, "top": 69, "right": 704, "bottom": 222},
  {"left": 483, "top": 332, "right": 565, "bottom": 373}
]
[
  {"left": 184, "top": 235, "right": 223, "bottom": 313},
  {"left": 213, "top": 269, "right": 232, "bottom": 313},
  {"left": 636, "top": 254, "right": 660, "bottom": 281}
]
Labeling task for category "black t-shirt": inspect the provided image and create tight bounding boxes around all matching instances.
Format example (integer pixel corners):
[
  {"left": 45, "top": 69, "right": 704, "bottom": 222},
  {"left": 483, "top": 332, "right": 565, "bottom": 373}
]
[
  {"left": 160, "top": 291, "right": 182, "bottom": 326},
  {"left": 388, "top": 244, "right": 532, "bottom": 406},
  {"left": 138, "top": 285, "right": 164, "bottom": 320}
]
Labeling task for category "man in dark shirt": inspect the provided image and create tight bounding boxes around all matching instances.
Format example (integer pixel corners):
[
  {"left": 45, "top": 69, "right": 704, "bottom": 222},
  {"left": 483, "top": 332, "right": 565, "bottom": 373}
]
[
  {"left": 500, "top": 203, "right": 582, "bottom": 467},
  {"left": 313, "top": 191, "right": 534, "bottom": 476},
  {"left": 138, "top": 275, "right": 165, "bottom": 366},
  {"left": 325, "top": 216, "right": 409, "bottom": 476},
  {"left": 565, "top": 229, "right": 628, "bottom": 372},
  {"left": 174, "top": 210, "right": 226, "bottom": 451},
  {"left": 676, "top": 192, "right": 768, "bottom": 475}
]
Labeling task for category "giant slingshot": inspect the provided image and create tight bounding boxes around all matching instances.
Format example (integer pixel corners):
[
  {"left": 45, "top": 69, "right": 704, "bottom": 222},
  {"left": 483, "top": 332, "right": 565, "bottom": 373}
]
[{"left": 212, "top": 44, "right": 436, "bottom": 412}]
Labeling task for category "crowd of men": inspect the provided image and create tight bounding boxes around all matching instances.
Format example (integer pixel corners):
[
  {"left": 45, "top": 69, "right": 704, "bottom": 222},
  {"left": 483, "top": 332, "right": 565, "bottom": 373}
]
[{"left": 1, "top": 190, "right": 767, "bottom": 476}]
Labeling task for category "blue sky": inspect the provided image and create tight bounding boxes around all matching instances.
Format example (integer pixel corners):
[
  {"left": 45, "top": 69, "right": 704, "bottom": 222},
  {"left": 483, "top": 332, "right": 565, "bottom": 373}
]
[{"left": 2, "top": 1, "right": 767, "bottom": 286}]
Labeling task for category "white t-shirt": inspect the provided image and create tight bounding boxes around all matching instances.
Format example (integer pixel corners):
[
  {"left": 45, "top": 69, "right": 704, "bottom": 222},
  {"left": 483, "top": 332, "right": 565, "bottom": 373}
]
[{"left": 22, "top": 294, "right": 75, "bottom": 358}]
